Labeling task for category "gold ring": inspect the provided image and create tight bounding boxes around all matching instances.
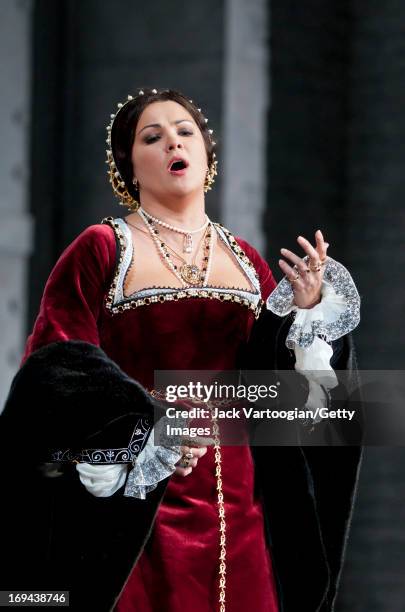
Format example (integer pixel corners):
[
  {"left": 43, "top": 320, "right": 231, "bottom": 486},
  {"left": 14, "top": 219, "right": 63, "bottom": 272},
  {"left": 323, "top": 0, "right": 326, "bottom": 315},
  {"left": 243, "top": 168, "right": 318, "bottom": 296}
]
[
  {"left": 180, "top": 455, "right": 191, "bottom": 467},
  {"left": 290, "top": 273, "right": 300, "bottom": 283}
]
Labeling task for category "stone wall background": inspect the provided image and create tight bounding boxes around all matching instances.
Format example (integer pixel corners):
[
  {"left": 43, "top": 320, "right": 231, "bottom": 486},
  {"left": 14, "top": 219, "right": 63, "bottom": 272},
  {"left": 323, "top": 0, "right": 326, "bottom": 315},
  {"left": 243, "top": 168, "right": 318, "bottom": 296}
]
[
  {"left": 0, "top": 0, "right": 33, "bottom": 407},
  {"left": 268, "top": 2, "right": 405, "bottom": 610}
]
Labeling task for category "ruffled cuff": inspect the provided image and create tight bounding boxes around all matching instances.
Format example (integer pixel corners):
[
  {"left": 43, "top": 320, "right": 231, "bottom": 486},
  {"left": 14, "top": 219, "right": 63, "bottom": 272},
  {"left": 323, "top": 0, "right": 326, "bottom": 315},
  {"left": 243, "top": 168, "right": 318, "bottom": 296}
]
[
  {"left": 76, "top": 463, "right": 128, "bottom": 497},
  {"left": 266, "top": 256, "right": 360, "bottom": 349},
  {"left": 123, "top": 419, "right": 184, "bottom": 500},
  {"left": 75, "top": 415, "right": 187, "bottom": 500}
]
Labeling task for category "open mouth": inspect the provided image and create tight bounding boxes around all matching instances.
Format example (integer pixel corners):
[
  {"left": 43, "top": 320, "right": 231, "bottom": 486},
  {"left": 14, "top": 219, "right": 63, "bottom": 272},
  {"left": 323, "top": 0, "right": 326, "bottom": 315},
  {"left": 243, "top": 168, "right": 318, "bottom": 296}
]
[{"left": 168, "top": 158, "right": 189, "bottom": 173}]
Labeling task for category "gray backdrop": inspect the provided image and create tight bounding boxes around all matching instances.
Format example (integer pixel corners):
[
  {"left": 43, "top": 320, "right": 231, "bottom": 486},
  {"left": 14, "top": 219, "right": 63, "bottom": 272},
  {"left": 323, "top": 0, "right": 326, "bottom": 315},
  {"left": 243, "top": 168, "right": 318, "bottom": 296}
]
[{"left": 1, "top": 1, "right": 404, "bottom": 610}]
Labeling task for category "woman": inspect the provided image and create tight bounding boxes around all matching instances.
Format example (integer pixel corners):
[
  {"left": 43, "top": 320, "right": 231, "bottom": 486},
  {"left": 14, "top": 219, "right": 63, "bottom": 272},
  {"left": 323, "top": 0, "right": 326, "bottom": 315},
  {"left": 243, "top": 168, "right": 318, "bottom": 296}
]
[{"left": 0, "top": 88, "right": 361, "bottom": 612}]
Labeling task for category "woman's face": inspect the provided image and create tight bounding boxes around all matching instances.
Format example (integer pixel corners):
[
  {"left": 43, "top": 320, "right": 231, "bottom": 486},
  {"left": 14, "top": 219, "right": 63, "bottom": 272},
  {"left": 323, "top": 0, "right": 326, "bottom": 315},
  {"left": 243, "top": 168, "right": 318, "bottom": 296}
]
[{"left": 131, "top": 100, "right": 208, "bottom": 201}]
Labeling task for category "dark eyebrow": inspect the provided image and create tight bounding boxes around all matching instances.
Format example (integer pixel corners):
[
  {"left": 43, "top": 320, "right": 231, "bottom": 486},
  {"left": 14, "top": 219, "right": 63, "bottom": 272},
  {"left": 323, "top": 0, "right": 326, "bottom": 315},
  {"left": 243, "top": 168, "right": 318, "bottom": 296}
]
[{"left": 137, "top": 119, "right": 193, "bottom": 136}]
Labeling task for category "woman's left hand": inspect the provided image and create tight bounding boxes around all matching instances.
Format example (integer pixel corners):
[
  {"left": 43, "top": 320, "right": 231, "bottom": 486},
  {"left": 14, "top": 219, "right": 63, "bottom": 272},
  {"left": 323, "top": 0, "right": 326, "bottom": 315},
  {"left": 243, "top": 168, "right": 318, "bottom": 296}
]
[{"left": 278, "top": 229, "right": 329, "bottom": 309}]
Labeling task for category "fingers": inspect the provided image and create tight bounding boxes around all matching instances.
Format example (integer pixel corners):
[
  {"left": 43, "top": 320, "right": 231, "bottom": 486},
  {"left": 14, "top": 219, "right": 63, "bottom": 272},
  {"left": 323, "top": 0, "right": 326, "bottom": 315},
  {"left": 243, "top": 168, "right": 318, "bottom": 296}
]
[
  {"left": 278, "top": 258, "right": 305, "bottom": 287},
  {"left": 177, "top": 456, "right": 199, "bottom": 468},
  {"left": 278, "top": 231, "right": 328, "bottom": 308},
  {"left": 280, "top": 249, "right": 310, "bottom": 275},
  {"left": 280, "top": 230, "right": 329, "bottom": 273},
  {"left": 174, "top": 465, "right": 193, "bottom": 476},
  {"left": 315, "top": 229, "right": 329, "bottom": 261},
  {"left": 296, "top": 235, "right": 320, "bottom": 263},
  {"left": 181, "top": 445, "right": 208, "bottom": 458},
  {"left": 174, "top": 445, "right": 209, "bottom": 477}
]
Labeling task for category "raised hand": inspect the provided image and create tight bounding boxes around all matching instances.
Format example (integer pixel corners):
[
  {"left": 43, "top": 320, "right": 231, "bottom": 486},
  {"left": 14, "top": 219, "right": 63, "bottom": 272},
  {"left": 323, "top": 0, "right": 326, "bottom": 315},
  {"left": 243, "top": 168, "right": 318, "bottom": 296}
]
[{"left": 278, "top": 229, "right": 329, "bottom": 309}]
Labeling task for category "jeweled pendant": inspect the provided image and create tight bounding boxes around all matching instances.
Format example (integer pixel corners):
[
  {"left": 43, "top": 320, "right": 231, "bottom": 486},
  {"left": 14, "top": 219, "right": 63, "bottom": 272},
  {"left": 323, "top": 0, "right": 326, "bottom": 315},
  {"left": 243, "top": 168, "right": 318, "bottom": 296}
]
[
  {"left": 183, "top": 234, "right": 193, "bottom": 253},
  {"left": 180, "top": 264, "right": 202, "bottom": 285}
]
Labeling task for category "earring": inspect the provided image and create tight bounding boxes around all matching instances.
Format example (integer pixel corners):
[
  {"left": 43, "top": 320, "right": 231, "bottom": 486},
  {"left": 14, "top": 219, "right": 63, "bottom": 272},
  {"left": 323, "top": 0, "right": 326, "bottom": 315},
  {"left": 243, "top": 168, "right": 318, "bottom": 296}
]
[
  {"left": 204, "top": 159, "right": 218, "bottom": 193},
  {"left": 132, "top": 177, "right": 139, "bottom": 189}
]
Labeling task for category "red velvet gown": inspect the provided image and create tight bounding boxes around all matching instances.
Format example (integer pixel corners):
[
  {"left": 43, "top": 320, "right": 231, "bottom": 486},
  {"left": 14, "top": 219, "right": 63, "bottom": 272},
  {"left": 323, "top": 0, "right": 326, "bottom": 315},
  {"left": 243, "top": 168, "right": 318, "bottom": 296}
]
[{"left": 22, "top": 217, "right": 280, "bottom": 612}]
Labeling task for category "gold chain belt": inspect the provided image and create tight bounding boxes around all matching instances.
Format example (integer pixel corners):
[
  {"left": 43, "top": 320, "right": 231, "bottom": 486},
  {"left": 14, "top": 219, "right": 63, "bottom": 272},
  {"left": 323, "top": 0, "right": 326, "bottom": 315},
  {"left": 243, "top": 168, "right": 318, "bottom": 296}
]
[{"left": 151, "top": 389, "right": 227, "bottom": 611}]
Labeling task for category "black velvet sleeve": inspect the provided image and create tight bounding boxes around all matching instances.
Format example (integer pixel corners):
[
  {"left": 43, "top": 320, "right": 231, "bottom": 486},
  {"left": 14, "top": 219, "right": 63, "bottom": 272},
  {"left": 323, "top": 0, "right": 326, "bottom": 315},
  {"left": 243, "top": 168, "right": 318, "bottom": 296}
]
[
  {"left": 300, "top": 335, "right": 364, "bottom": 610},
  {"left": 0, "top": 340, "right": 166, "bottom": 465},
  {"left": 241, "top": 307, "right": 364, "bottom": 611}
]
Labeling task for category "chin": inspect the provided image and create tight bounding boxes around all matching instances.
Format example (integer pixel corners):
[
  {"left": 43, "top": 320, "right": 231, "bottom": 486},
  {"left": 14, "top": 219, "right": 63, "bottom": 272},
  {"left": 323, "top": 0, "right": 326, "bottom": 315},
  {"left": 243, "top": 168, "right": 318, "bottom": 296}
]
[{"left": 168, "top": 182, "right": 202, "bottom": 198}]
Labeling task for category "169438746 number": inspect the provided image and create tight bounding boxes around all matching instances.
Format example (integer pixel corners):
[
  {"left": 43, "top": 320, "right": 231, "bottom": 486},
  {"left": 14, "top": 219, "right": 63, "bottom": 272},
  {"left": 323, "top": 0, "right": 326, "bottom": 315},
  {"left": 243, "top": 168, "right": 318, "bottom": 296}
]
[{"left": 0, "top": 592, "right": 69, "bottom": 607}]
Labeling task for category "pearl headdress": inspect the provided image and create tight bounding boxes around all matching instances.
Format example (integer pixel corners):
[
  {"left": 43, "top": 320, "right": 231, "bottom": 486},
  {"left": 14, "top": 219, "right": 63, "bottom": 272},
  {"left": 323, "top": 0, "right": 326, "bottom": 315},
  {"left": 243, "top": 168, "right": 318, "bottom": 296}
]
[{"left": 105, "top": 88, "right": 218, "bottom": 210}]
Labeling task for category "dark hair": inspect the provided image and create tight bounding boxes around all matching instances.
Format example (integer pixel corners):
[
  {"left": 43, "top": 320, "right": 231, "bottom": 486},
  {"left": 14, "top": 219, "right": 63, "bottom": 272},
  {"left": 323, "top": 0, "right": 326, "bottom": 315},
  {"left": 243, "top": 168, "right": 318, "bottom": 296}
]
[{"left": 110, "top": 88, "right": 217, "bottom": 202}]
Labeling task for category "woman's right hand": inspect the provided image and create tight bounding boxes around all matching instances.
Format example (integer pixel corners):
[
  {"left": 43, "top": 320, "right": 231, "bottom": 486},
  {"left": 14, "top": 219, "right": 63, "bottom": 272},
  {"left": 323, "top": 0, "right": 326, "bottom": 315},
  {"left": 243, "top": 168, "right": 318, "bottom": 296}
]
[{"left": 174, "top": 436, "right": 215, "bottom": 476}]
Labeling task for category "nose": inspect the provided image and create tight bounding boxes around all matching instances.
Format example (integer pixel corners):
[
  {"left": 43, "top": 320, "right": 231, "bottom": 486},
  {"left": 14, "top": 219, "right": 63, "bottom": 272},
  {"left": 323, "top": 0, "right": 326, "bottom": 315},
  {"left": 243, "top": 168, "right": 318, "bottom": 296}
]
[
  {"left": 166, "top": 134, "right": 183, "bottom": 152},
  {"left": 167, "top": 142, "right": 183, "bottom": 151}
]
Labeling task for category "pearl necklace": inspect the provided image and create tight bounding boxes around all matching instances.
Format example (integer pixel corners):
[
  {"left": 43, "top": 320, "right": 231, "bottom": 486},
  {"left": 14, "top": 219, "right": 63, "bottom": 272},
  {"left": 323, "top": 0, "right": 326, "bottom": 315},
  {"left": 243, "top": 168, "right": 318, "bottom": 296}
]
[
  {"left": 136, "top": 208, "right": 214, "bottom": 286},
  {"left": 139, "top": 205, "right": 209, "bottom": 253}
]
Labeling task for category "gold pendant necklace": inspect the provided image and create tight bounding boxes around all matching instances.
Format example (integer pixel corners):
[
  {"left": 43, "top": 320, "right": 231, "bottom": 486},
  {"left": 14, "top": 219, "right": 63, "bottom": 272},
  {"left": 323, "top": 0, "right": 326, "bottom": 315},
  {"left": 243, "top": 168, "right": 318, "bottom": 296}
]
[
  {"left": 180, "top": 263, "right": 203, "bottom": 285},
  {"left": 156, "top": 225, "right": 212, "bottom": 286},
  {"left": 134, "top": 211, "right": 213, "bottom": 287}
]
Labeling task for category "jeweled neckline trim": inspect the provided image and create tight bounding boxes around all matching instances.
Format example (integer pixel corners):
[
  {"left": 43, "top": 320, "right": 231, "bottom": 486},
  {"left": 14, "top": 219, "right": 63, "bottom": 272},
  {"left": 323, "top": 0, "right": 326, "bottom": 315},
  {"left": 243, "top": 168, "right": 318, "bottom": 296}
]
[{"left": 101, "top": 217, "right": 264, "bottom": 318}]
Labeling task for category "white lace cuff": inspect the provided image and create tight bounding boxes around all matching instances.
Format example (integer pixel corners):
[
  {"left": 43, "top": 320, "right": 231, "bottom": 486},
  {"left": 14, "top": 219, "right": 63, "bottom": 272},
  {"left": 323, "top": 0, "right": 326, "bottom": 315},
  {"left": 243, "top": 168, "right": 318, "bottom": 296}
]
[
  {"left": 123, "top": 422, "right": 183, "bottom": 500},
  {"left": 266, "top": 256, "right": 360, "bottom": 349}
]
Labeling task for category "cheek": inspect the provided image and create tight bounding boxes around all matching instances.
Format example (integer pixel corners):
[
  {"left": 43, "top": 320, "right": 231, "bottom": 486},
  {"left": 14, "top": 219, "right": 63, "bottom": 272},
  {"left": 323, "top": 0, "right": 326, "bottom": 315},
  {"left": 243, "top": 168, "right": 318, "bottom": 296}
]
[
  {"left": 133, "top": 148, "right": 161, "bottom": 178},
  {"left": 190, "top": 152, "right": 206, "bottom": 180},
  {"left": 193, "top": 141, "right": 209, "bottom": 169}
]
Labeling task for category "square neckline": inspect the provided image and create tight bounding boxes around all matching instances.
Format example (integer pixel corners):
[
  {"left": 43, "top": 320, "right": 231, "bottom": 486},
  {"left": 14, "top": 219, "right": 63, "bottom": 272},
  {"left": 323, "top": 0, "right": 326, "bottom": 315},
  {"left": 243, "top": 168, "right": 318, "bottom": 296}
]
[{"left": 120, "top": 218, "right": 260, "bottom": 300}]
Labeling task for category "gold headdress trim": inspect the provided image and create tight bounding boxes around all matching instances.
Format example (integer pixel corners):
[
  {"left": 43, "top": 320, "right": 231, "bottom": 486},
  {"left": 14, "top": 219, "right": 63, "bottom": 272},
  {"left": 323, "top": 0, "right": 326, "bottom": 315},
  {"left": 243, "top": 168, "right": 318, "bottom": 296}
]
[{"left": 105, "top": 89, "right": 218, "bottom": 209}]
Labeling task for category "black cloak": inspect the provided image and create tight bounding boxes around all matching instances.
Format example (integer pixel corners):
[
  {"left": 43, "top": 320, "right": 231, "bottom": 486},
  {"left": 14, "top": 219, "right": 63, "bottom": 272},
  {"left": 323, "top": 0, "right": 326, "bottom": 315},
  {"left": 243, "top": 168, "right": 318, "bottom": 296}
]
[{"left": 0, "top": 308, "right": 363, "bottom": 612}]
